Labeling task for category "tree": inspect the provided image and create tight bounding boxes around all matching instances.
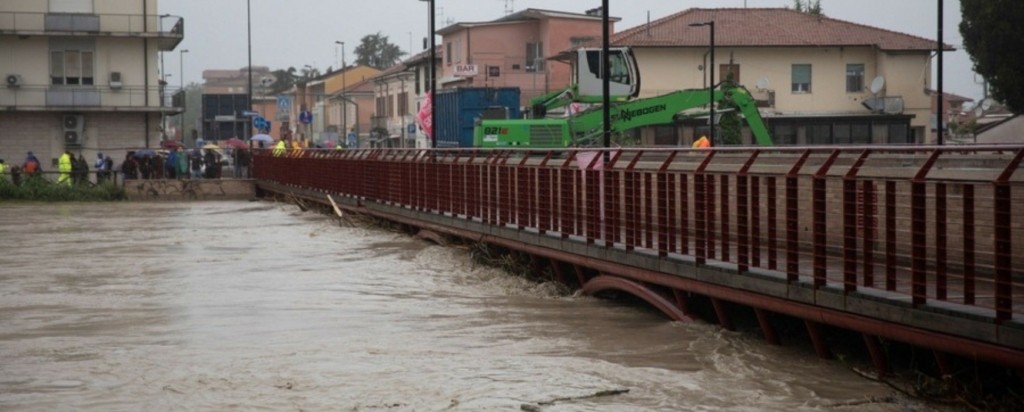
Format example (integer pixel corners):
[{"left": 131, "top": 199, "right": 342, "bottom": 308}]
[
  {"left": 718, "top": 72, "right": 743, "bottom": 145},
  {"left": 960, "top": 0, "right": 1024, "bottom": 113},
  {"left": 354, "top": 32, "right": 406, "bottom": 70},
  {"left": 179, "top": 82, "right": 203, "bottom": 142},
  {"left": 792, "top": 0, "right": 823, "bottom": 15}
]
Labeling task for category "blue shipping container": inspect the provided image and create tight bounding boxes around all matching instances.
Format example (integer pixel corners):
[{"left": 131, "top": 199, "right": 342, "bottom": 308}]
[{"left": 434, "top": 87, "right": 521, "bottom": 148}]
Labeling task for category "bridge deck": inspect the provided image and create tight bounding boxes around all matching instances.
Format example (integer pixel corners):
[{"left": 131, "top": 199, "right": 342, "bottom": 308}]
[{"left": 252, "top": 145, "right": 1024, "bottom": 369}]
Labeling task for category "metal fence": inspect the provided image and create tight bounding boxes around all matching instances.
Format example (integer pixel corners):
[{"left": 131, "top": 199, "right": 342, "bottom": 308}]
[{"left": 253, "top": 145, "right": 1024, "bottom": 321}]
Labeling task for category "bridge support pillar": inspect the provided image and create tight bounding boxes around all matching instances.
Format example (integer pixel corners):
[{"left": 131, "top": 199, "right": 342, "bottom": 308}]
[
  {"left": 710, "top": 298, "right": 734, "bottom": 331},
  {"left": 754, "top": 308, "right": 780, "bottom": 345},
  {"left": 572, "top": 264, "right": 589, "bottom": 286},
  {"left": 549, "top": 259, "right": 568, "bottom": 285},
  {"left": 671, "top": 289, "right": 695, "bottom": 320},
  {"left": 862, "top": 333, "right": 890, "bottom": 378},
  {"left": 804, "top": 320, "right": 832, "bottom": 360},
  {"left": 933, "top": 350, "right": 951, "bottom": 378}
]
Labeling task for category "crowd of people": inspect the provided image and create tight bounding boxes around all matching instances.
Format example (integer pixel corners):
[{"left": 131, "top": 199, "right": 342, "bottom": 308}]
[{"left": 0, "top": 145, "right": 253, "bottom": 186}]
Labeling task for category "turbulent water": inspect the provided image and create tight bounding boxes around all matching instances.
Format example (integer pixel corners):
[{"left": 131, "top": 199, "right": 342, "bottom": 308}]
[{"left": 0, "top": 201, "right": 929, "bottom": 411}]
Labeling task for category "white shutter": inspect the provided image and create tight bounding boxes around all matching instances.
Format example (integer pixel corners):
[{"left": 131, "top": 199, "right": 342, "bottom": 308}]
[{"left": 50, "top": 0, "right": 93, "bottom": 14}]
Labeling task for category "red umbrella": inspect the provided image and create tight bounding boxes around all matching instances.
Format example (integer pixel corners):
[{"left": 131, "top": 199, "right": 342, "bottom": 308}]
[
  {"left": 161, "top": 140, "right": 185, "bottom": 150},
  {"left": 225, "top": 137, "right": 249, "bottom": 149}
]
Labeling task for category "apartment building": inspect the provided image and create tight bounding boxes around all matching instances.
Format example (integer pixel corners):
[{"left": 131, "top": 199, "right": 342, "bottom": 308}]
[
  {"left": 607, "top": 8, "right": 946, "bottom": 145},
  {"left": 435, "top": 8, "right": 617, "bottom": 106},
  {"left": 0, "top": 0, "right": 183, "bottom": 166}
]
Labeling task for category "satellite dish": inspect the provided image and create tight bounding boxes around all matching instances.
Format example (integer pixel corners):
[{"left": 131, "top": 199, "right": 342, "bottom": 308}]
[
  {"left": 755, "top": 77, "right": 770, "bottom": 90},
  {"left": 868, "top": 76, "right": 885, "bottom": 94},
  {"left": 260, "top": 75, "right": 277, "bottom": 87},
  {"left": 974, "top": 107, "right": 984, "bottom": 117},
  {"left": 981, "top": 98, "right": 993, "bottom": 111}
]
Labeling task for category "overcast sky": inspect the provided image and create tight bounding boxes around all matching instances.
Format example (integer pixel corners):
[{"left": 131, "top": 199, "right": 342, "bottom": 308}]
[{"left": 160, "top": 0, "right": 981, "bottom": 101}]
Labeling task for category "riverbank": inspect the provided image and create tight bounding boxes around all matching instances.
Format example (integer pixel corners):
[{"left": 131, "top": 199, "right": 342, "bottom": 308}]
[{"left": 0, "top": 178, "right": 125, "bottom": 201}]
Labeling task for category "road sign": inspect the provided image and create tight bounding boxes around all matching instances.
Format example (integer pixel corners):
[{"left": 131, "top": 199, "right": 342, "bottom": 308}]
[
  {"left": 407, "top": 124, "right": 416, "bottom": 134},
  {"left": 241, "top": 110, "right": 259, "bottom": 117},
  {"left": 299, "top": 111, "right": 313, "bottom": 125},
  {"left": 253, "top": 116, "right": 271, "bottom": 131},
  {"left": 277, "top": 96, "right": 292, "bottom": 111}
]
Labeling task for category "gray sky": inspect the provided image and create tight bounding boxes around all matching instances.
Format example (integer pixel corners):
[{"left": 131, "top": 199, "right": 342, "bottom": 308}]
[{"left": 161, "top": 0, "right": 981, "bottom": 101}]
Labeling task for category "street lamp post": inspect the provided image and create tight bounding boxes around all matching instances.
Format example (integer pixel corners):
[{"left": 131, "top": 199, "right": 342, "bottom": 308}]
[
  {"left": 420, "top": 0, "right": 436, "bottom": 149},
  {"left": 179, "top": 49, "right": 189, "bottom": 91},
  {"left": 689, "top": 21, "right": 715, "bottom": 145},
  {"left": 246, "top": 0, "right": 253, "bottom": 140},
  {"left": 335, "top": 41, "right": 347, "bottom": 147}
]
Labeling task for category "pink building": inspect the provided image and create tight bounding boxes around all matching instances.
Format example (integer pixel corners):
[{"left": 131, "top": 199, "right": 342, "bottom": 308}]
[{"left": 435, "top": 8, "right": 618, "bottom": 105}]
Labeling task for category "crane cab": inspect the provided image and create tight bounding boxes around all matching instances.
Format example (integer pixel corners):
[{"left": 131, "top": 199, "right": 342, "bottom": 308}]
[{"left": 573, "top": 47, "right": 641, "bottom": 102}]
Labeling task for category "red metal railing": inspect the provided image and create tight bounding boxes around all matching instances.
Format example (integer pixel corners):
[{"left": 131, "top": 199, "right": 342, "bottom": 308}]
[{"left": 254, "top": 146, "right": 1024, "bottom": 321}]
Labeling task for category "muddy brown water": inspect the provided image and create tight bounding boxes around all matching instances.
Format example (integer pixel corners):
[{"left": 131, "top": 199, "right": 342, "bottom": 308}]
[{"left": 0, "top": 201, "right": 929, "bottom": 411}]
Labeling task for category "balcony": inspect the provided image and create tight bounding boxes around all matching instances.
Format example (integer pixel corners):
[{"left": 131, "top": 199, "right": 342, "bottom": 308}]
[
  {"left": 0, "top": 83, "right": 184, "bottom": 113},
  {"left": 0, "top": 12, "right": 183, "bottom": 51}
]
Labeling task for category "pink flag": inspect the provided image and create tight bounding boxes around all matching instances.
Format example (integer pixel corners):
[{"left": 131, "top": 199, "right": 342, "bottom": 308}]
[{"left": 416, "top": 92, "right": 433, "bottom": 140}]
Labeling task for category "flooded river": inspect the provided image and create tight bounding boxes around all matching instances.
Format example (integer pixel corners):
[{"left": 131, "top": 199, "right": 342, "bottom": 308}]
[{"left": 0, "top": 201, "right": 926, "bottom": 411}]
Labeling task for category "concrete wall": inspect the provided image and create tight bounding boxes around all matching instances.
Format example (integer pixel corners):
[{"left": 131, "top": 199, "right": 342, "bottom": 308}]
[{"left": 124, "top": 178, "right": 256, "bottom": 201}]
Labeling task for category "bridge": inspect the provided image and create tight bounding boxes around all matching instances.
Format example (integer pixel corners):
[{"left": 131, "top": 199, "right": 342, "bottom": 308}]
[{"left": 251, "top": 145, "right": 1024, "bottom": 376}]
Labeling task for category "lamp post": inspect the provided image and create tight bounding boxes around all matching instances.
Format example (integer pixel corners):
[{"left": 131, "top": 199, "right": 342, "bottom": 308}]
[
  {"left": 246, "top": 0, "right": 253, "bottom": 140},
  {"left": 420, "top": 0, "right": 436, "bottom": 149},
  {"left": 689, "top": 21, "right": 715, "bottom": 145},
  {"left": 179, "top": 49, "right": 189, "bottom": 91},
  {"left": 335, "top": 40, "right": 347, "bottom": 146}
]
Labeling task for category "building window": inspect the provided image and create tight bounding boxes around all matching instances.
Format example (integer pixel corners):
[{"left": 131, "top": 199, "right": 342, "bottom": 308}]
[
  {"left": 387, "top": 95, "right": 395, "bottom": 117},
  {"left": 50, "top": 50, "right": 94, "bottom": 86},
  {"left": 654, "top": 125, "right": 677, "bottom": 145},
  {"left": 791, "top": 64, "right": 811, "bottom": 93},
  {"left": 720, "top": 63, "right": 740, "bottom": 84},
  {"left": 806, "top": 124, "right": 831, "bottom": 144},
  {"left": 846, "top": 64, "right": 865, "bottom": 93},
  {"left": 398, "top": 92, "right": 409, "bottom": 115},
  {"left": 888, "top": 124, "right": 911, "bottom": 144},
  {"left": 526, "top": 42, "right": 544, "bottom": 72},
  {"left": 772, "top": 123, "right": 797, "bottom": 145},
  {"left": 446, "top": 42, "right": 452, "bottom": 66},
  {"left": 453, "top": 39, "right": 462, "bottom": 64}
]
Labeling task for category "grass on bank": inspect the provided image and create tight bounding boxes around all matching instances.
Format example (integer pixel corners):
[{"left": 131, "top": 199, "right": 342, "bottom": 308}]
[{"left": 0, "top": 177, "right": 126, "bottom": 201}]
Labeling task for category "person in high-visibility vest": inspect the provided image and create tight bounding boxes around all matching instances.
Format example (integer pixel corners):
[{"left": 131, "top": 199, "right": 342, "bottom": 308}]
[
  {"left": 273, "top": 139, "right": 286, "bottom": 157},
  {"left": 692, "top": 135, "right": 711, "bottom": 149},
  {"left": 58, "top": 150, "right": 73, "bottom": 185}
]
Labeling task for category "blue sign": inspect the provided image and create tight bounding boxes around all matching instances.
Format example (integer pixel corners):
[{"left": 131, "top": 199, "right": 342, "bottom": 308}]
[
  {"left": 346, "top": 132, "right": 357, "bottom": 148},
  {"left": 299, "top": 111, "right": 313, "bottom": 125},
  {"left": 241, "top": 110, "right": 259, "bottom": 117},
  {"left": 407, "top": 124, "right": 416, "bottom": 134},
  {"left": 277, "top": 96, "right": 292, "bottom": 111},
  {"left": 253, "top": 116, "right": 271, "bottom": 131}
]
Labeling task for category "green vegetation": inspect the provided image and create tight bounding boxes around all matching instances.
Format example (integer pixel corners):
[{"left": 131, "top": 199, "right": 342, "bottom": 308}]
[
  {"left": 354, "top": 32, "right": 406, "bottom": 70},
  {"left": 0, "top": 177, "right": 126, "bottom": 202},
  {"left": 960, "top": 0, "right": 1024, "bottom": 114},
  {"left": 792, "top": 0, "right": 823, "bottom": 15}
]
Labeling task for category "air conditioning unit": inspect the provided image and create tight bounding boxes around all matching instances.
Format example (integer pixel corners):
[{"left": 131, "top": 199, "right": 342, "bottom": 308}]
[
  {"left": 63, "top": 114, "right": 84, "bottom": 147},
  {"left": 109, "top": 72, "right": 123, "bottom": 90},
  {"left": 5, "top": 74, "right": 21, "bottom": 88}
]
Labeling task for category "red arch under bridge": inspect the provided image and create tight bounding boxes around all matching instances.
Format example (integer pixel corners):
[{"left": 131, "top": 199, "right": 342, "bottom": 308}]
[{"left": 252, "top": 145, "right": 1024, "bottom": 376}]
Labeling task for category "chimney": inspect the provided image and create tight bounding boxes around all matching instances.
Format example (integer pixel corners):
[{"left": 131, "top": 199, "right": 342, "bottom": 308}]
[{"left": 585, "top": 7, "right": 603, "bottom": 17}]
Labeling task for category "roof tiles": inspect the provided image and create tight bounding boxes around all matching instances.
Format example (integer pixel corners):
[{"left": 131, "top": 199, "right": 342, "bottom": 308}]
[{"left": 610, "top": 8, "right": 949, "bottom": 51}]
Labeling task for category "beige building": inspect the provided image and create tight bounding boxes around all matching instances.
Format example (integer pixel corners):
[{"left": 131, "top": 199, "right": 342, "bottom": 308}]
[
  {"left": 370, "top": 49, "right": 443, "bottom": 148},
  {"left": 0, "top": 0, "right": 183, "bottom": 167},
  {"left": 605, "top": 8, "right": 947, "bottom": 145}
]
